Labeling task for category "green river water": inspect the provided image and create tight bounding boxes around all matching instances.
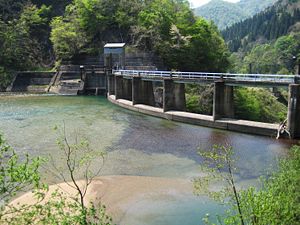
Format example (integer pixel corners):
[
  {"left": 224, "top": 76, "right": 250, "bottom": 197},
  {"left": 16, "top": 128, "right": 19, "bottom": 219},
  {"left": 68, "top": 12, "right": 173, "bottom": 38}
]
[{"left": 0, "top": 94, "right": 296, "bottom": 225}]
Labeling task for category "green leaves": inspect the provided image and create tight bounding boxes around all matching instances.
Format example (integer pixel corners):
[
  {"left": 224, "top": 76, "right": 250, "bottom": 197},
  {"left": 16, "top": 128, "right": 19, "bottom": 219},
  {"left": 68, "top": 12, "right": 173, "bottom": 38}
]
[
  {"left": 0, "top": 131, "right": 113, "bottom": 225},
  {"left": 234, "top": 87, "right": 287, "bottom": 123},
  {"left": 50, "top": 15, "right": 88, "bottom": 60},
  {"left": 227, "top": 146, "right": 300, "bottom": 225},
  {"left": 196, "top": 144, "right": 300, "bottom": 224},
  {"left": 0, "top": 134, "right": 42, "bottom": 205}
]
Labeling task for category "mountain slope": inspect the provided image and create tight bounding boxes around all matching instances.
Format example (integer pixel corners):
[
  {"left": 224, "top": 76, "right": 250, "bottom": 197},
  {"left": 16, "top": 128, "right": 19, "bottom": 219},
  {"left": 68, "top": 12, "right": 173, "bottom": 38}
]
[
  {"left": 222, "top": 0, "right": 300, "bottom": 51},
  {"left": 227, "top": 0, "right": 300, "bottom": 75},
  {"left": 194, "top": 0, "right": 278, "bottom": 30},
  {"left": 194, "top": 0, "right": 246, "bottom": 29}
]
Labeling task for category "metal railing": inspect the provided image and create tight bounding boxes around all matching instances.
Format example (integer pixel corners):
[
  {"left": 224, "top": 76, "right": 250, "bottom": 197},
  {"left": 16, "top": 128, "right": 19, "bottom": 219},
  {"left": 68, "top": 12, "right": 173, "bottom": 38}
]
[{"left": 113, "top": 70, "right": 298, "bottom": 84}]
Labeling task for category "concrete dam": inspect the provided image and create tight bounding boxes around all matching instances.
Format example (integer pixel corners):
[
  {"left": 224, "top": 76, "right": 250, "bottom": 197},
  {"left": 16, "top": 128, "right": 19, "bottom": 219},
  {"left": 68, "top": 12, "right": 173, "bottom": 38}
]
[{"left": 7, "top": 45, "right": 300, "bottom": 139}]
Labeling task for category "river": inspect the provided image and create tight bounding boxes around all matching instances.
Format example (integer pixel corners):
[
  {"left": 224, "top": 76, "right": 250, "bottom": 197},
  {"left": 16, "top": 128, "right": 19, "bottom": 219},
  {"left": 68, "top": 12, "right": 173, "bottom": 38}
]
[{"left": 0, "top": 94, "right": 295, "bottom": 225}]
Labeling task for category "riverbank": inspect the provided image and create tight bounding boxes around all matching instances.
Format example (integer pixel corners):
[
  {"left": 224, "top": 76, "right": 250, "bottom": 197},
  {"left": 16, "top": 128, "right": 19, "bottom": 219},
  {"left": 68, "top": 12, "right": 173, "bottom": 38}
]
[{"left": 10, "top": 176, "right": 195, "bottom": 224}]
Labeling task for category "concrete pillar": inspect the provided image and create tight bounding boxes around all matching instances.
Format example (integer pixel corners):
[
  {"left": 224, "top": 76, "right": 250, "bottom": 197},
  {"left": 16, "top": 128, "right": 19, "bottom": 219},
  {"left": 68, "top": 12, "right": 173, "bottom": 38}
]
[
  {"left": 122, "top": 78, "right": 132, "bottom": 101},
  {"left": 107, "top": 74, "right": 115, "bottom": 95},
  {"left": 287, "top": 84, "right": 300, "bottom": 138},
  {"left": 115, "top": 75, "right": 132, "bottom": 101},
  {"left": 132, "top": 77, "right": 155, "bottom": 106},
  {"left": 115, "top": 75, "right": 123, "bottom": 100},
  {"left": 163, "top": 79, "right": 186, "bottom": 112},
  {"left": 213, "top": 81, "right": 234, "bottom": 120}
]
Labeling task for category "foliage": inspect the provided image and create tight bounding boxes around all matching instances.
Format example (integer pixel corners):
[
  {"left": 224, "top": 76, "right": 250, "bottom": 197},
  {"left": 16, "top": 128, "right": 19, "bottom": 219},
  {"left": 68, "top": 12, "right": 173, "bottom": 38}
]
[
  {"left": 50, "top": 15, "right": 87, "bottom": 60},
  {"left": 194, "top": 145, "right": 245, "bottom": 225},
  {"left": 50, "top": 124, "right": 107, "bottom": 212},
  {"left": 223, "top": 0, "right": 300, "bottom": 52},
  {"left": 194, "top": 0, "right": 248, "bottom": 30},
  {"left": 234, "top": 87, "right": 287, "bottom": 123},
  {"left": 229, "top": 32, "right": 300, "bottom": 75},
  {"left": 133, "top": 0, "right": 229, "bottom": 72},
  {"left": 3, "top": 190, "right": 112, "bottom": 225},
  {"left": 0, "top": 67, "right": 11, "bottom": 91},
  {"left": 0, "top": 131, "right": 113, "bottom": 225},
  {"left": 50, "top": 0, "right": 143, "bottom": 58},
  {"left": 223, "top": 145, "right": 300, "bottom": 225},
  {"left": 194, "top": 0, "right": 277, "bottom": 30},
  {"left": 1, "top": 0, "right": 230, "bottom": 73},
  {"left": 185, "top": 84, "right": 214, "bottom": 115},
  {"left": 0, "top": 134, "right": 42, "bottom": 206},
  {"left": 195, "top": 144, "right": 300, "bottom": 225},
  {"left": 0, "top": 3, "right": 53, "bottom": 89},
  {"left": 48, "top": 0, "right": 230, "bottom": 71}
]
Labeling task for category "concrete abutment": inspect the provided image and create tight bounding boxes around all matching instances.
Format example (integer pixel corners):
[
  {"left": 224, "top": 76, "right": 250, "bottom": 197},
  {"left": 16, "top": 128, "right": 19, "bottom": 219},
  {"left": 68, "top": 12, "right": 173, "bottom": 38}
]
[
  {"left": 213, "top": 81, "right": 234, "bottom": 120},
  {"left": 115, "top": 75, "right": 132, "bottom": 101},
  {"left": 108, "top": 74, "right": 115, "bottom": 95},
  {"left": 163, "top": 79, "right": 186, "bottom": 112},
  {"left": 132, "top": 77, "right": 155, "bottom": 106}
]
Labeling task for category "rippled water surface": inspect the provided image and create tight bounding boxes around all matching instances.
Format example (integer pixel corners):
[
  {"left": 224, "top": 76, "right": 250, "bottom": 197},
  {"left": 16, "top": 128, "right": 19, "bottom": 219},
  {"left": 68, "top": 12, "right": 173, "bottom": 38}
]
[{"left": 0, "top": 94, "right": 295, "bottom": 225}]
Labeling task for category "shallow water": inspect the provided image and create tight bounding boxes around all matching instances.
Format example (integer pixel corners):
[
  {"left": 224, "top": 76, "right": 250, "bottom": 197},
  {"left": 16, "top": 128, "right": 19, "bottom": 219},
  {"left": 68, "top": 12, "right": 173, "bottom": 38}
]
[{"left": 0, "top": 94, "right": 296, "bottom": 224}]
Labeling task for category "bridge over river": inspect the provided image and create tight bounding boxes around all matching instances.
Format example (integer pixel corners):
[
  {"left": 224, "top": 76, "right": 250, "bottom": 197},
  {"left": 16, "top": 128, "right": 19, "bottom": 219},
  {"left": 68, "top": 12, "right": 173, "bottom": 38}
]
[{"left": 107, "top": 69, "right": 300, "bottom": 139}]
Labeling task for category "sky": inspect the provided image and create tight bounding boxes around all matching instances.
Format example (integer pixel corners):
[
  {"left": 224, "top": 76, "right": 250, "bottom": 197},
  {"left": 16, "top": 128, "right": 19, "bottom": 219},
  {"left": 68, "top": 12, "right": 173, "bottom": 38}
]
[{"left": 189, "top": 0, "right": 240, "bottom": 8}]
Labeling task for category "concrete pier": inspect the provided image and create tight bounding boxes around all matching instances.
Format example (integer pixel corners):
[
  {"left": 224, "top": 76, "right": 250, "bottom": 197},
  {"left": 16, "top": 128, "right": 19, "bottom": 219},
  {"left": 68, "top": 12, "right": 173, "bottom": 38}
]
[
  {"left": 213, "top": 81, "right": 234, "bottom": 120},
  {"left": 163, "top": 79, "right": 186, "bottom": 112},
  {"left": 110, "top": 70, "right": 299, "bottom": 139},
  {"left": 115, "top": 75, "right": 132, "bottom": 101},
  {"left": 132, "top": 77, "right": 155, "bottom": 106},
  {"left": 108, "top": 74, "right": 115, "bottom": 95},
  {"left": 108, "top": 95, "right": 278, "bottom": 137},
  {"left": 287, "top": 84, "right": 300, "bottom": 138}
]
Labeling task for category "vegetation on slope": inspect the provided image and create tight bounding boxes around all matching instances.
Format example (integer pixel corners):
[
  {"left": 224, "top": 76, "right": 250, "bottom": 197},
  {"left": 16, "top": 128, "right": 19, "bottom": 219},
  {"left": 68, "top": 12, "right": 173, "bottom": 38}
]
[
  {"left": 232, "top": 145, "right": 300, "bottom": 225},
  {"left": 196, "top": 144, "right": 300, "bottom": 225},
  {"left": 223, "top": 0, "right": 300, "bottom": 52},
  {"left": 0, "top": 132, "right": 113, "bottom": 224},
  {"left": 0, "top": 0, "right": 230, "bottom": 90},
  {"left": 50, "top": 0, "right": 229, "bottom": 72},
  {"left": 185, "top": 85, "right": 287, "bottom": 123},
  {"left": 234, "top": 87, "right": 287, "bottom": 123},
  {"left": 229, "top": 32, "right": 300, "bottom": 74},
  {"left": 194, "top": 0, "right": 277, "bottom": 30}
]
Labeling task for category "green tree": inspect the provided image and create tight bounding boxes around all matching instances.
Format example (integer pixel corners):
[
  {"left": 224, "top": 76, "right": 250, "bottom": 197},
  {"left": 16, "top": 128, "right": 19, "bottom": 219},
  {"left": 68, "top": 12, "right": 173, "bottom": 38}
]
[
  {"left": 0, "top": 4, "right": 52, "bottom": 89},
  {"left": 234, "top": 87, "right": 287, "bottom": 123},
  {"left": 194, "top": 145, "right": 245, "bottom": 225},
  {"left": 0, "top": 134, "right": 42, "bottom": 217},
  {"left": 50, "top": 14, "right": 87, "bottom": 60},
  {"left": 233, "top": 146, "right": 300, "bottom": 225},
  {"left": 195, "top": 144, "right": 300, "bottom": 225},
  {"left": 0, "top": 131, "right": 113, "bottom": 225}
]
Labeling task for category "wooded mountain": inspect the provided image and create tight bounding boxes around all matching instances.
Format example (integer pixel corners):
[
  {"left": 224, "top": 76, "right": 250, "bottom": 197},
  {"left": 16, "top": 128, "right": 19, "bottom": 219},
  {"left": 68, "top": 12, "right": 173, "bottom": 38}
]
[
  {"left": 226, "top": 0, "right": 300, "bottom": 75},
  {"left": 223, "top": 0, "right": 300, "bottom": 51},
  {"left": 194, "top": 0, "right": 278, "bottom": 30}
]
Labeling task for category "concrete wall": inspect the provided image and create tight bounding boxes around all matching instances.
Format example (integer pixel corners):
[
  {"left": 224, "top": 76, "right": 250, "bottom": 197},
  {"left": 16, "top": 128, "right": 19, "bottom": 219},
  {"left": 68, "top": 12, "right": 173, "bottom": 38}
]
[
  {"left": 132, "top": 77, "right": 155, "bottom": 106},
  {"left": 85, "top": 72, "right": 106, "bottom": 89},
  {"left": 115, "top": 75, "right": 132, "bottom": 101},
  {"left": 9, "top": 72, "right": 55, "bottom": 92},
  {"left": 213, "top": 81, "right": 234, "bottom": 120},
  {"left": 163, "top": 79, "right": 186, "bottom": 112}
]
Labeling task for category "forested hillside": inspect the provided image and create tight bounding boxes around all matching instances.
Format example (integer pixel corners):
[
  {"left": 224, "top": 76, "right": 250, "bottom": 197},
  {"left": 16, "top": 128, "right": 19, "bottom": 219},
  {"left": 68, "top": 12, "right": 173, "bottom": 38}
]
[
  {"left": 223, "top": 0, "right": 300, "bottom": 52},
  {"left": 224, "top": 0, "right": 300, "bottom": 75},
  {"left": 0, "top": 0, "right": 230, "bottom": 90},
  {"left": 194, "top": 0, "right": 277, "bottom": 30}
]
